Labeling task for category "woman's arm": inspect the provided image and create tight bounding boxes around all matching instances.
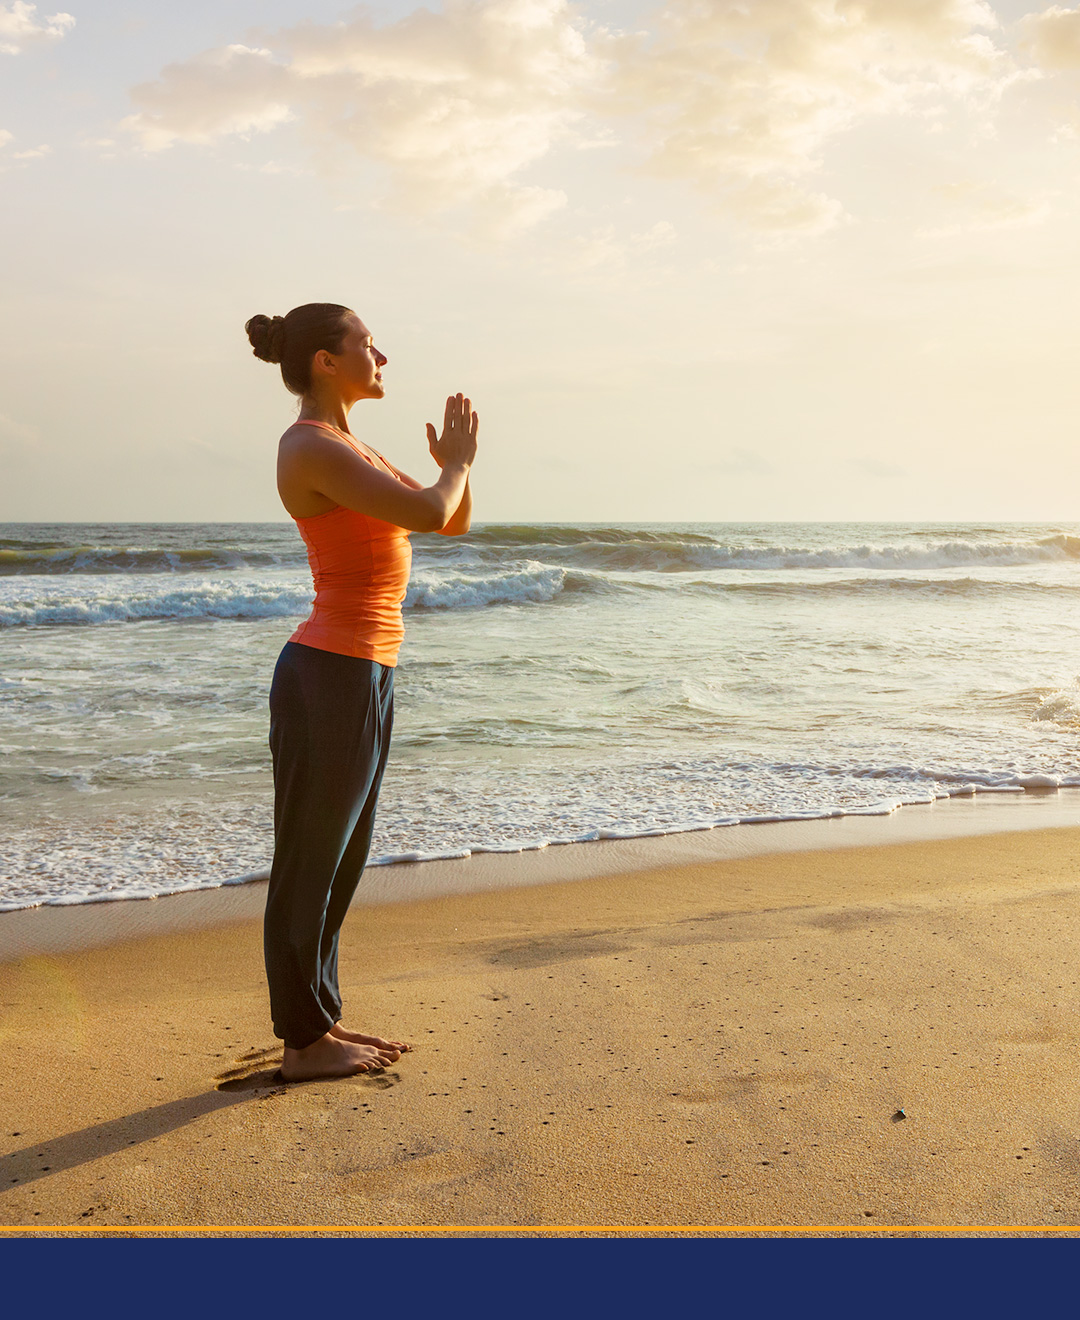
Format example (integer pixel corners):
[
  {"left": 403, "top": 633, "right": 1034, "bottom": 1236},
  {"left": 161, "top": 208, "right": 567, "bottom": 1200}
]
[
  {"left": 436, "top": 479, "right": 471, "bottom": 536},
  {"left": 383, "top": 461, "right": 471, "bottom": 536},
  {"left": 278, "top": 395, "right": 477, "bottom": 533}
]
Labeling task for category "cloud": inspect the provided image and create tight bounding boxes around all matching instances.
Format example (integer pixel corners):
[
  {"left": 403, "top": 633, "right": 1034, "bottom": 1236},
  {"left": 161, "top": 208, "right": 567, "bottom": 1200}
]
[
  {"left": 120, "top": 0, "right": 1021, "bottom": 236},
  {"left": 121, "top": 45, "right": 294, "bottom": 150},
  {"left": 569, "top": 219, "right": 676, "bottom": 270},
  {"left": 0, "top": 129, "right": 51, "bottom": 166},
  {"left": 916, "top": 180, "right": 1051, "bottom": 237},
  {"left": 604, "top": 0, "right": 1014, "bottom": 232},
  {"left": 720, "top": 178, "right": 848, "bottom": 239},
  {"left": 1017, "top": 6, "right": 1080, "bottom": 141},
  {"left": 234, "top": 157, "right": 311, "bottom": 177},
  {"left": 122, "top": 1, "right": 599, "bottom": 222},
  {"left": 1020, "top": 5, "right": 1080, "bottom": 70},
  {"left": 0, "top": 1, "right": 74, "bottom": 55},
  {"left": 471, "top": 183, "right": 569, "bottom": 239}
]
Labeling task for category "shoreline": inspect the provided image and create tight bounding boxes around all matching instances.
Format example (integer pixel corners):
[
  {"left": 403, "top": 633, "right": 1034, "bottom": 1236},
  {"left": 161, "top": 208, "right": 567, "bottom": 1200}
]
[{"left": 4, "top": 787, "right": 1079, "bottom": 962}]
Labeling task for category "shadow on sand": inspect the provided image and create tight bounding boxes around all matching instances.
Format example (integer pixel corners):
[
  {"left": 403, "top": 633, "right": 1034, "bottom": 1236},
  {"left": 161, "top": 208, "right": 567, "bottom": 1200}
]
[{"left": 1, "top": 1084, "right": 276, "bottom": 1192}]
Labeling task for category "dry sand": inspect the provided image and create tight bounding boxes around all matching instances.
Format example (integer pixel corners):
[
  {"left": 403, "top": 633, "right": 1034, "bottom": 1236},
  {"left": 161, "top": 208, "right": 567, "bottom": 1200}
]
[{"left": 3, "top": 823, "right": 1080, "bottom": 1235}]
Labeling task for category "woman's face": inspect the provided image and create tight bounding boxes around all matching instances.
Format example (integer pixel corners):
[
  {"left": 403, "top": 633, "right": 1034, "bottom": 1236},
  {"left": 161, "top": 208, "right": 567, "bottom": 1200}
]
[{"left": 322, "top": 312, "right": 388, "bottom": 401}]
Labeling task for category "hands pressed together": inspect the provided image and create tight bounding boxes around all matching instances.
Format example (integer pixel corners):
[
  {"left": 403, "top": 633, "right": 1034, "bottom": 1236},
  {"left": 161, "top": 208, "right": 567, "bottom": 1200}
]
[{"left": 427, "top": 393, "right": 478, "bottom": 470}]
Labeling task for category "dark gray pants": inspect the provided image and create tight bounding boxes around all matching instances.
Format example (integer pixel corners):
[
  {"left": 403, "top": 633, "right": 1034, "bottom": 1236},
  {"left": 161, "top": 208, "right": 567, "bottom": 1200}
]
[{"left": 265, "top": 641, "right": 394, "bottom": 1050}]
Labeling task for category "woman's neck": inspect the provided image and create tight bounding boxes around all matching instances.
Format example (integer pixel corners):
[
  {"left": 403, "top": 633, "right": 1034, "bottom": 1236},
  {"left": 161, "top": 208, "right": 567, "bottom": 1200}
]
[{"left": 298, "top": 394, "right": 353, "bottom": 433}]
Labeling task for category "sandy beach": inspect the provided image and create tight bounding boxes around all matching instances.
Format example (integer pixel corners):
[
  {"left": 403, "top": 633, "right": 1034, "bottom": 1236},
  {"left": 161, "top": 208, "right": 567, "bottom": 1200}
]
[{"left": 3, "top": 810, "right": 1080, "bottom": 1235}]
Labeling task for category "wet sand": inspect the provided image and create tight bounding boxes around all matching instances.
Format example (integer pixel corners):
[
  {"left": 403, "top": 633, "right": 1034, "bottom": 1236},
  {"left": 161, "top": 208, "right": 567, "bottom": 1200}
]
[{"left": 3, "top": 821, "right": 1080, "bottom": 1234}]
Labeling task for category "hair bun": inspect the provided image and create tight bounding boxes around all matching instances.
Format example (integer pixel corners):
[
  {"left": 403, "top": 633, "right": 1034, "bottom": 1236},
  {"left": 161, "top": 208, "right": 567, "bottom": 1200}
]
[{"left": 245, "top": 313, "right": 286, "bottom": 364}]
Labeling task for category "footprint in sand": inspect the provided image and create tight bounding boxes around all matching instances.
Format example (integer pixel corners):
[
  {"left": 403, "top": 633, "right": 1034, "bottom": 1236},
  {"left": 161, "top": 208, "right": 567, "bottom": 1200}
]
[
  {"left": 215, "top": 1067, "right": 286, "bottom": 1093},
  {"left": 235, "top": 1046, "right": 282, "bottom": 1063},
  {"left": 671, "top": 1068, "right": 830, "bottom": 1104},
  {"left": 214, "top": 1046, "right": 284, "bottom": 1091},
  {"left": 996, "top": 1025, "right": 1069, "bottom": 1045},
  {"left": 355, "top": 1146, "right": 491, "bottom": 1193}
]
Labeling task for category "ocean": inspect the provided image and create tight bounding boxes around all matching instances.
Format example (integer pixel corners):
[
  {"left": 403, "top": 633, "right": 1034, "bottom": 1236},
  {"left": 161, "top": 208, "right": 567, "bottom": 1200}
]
[{"left": 3, "top": 520, "right": 1080, "bottom": 913}]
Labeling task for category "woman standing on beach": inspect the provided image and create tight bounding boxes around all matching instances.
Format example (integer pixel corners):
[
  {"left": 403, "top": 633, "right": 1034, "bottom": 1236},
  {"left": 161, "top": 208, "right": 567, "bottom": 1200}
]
[{"left": 245, "top": 303, "right": 477, "bottom": 1082}]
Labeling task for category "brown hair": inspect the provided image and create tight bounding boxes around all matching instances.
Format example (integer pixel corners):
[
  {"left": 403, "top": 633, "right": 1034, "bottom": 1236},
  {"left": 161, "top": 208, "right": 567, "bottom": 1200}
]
[{"left": 245, "top": 303, "right": 353, "bottom": 395}]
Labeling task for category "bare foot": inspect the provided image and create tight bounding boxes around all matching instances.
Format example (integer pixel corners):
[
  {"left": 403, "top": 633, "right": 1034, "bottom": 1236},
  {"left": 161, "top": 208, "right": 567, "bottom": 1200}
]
[
  {"left": 330, "top": 1022, "right": 411, "bottom": 1056},
  {"left": 280, "top": 1031, "right": 393, "bottom": 1083}
]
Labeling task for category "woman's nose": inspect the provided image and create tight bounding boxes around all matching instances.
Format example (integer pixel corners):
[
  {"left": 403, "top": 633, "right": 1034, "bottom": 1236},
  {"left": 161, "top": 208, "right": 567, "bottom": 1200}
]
[{"left": 375, "top": 349, "right": 388, "bottom": 366}]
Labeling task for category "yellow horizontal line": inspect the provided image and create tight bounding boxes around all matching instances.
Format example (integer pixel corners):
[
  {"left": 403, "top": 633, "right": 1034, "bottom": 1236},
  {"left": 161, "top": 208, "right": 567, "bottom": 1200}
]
[{"left": 0, "top": 1225, "right": 1077, "bottom": 1235}]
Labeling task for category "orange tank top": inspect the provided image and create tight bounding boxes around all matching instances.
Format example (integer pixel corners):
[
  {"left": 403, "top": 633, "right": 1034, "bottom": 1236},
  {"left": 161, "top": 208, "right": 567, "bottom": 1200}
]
[{"left": 287, "top": 420, "right": 412, "bottom": 667}]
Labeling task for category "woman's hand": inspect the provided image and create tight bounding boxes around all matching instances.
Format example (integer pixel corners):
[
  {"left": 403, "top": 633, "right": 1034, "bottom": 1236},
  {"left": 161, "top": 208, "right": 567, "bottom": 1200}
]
[{"left": 427, "top": 393, "right": 478, "bottom": 470}]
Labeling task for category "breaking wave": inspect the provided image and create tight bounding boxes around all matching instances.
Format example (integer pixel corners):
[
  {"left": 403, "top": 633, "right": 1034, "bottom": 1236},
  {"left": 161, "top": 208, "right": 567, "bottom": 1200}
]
[
  {"left": 0, "top": 580, "right": 314, "bottom": 627},
  {"left": 0, "top": 564, "right": 609, "bottom": 626},
  {"left": 7, "top": 563, "right": 1080, "bottom": 627},
  {"left": 9, "top": 526, "right": 1080, "bottom": 578},
  {"left": 406, "top": 563, "right": 573, "bottom": 609},
  {"left": 0, "top": 544, "right": 307, "bottom": 575},
  {"left": 458, "top": 530, "right": 1080, "bottom": 573}
]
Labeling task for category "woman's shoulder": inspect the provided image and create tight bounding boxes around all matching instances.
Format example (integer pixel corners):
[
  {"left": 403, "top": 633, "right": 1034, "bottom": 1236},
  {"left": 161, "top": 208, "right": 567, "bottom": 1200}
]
[
  {"left": 280, "top": 420, "right": 333, "bottom": 444},
  {"left": 278, "top": 422, "right": 353, "bottom": 468}
]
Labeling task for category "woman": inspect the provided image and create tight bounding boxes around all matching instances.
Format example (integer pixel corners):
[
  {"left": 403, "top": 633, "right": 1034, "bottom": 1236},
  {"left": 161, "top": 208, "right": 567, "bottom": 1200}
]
[{"left": 245, "top": 302, "right": 477, "bottom": 1082}]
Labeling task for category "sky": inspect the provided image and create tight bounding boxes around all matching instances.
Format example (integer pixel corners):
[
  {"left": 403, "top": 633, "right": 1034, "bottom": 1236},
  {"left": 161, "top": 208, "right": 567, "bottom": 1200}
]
[{"left": 1, "top": 0, "right": 1080, "bottom": 523}]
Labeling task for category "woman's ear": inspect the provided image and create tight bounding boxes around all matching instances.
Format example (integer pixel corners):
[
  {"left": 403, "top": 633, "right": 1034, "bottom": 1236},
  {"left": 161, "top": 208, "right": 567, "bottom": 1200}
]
[{"left": 311, "top": 348, "right": 336, "bottom": 377}]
